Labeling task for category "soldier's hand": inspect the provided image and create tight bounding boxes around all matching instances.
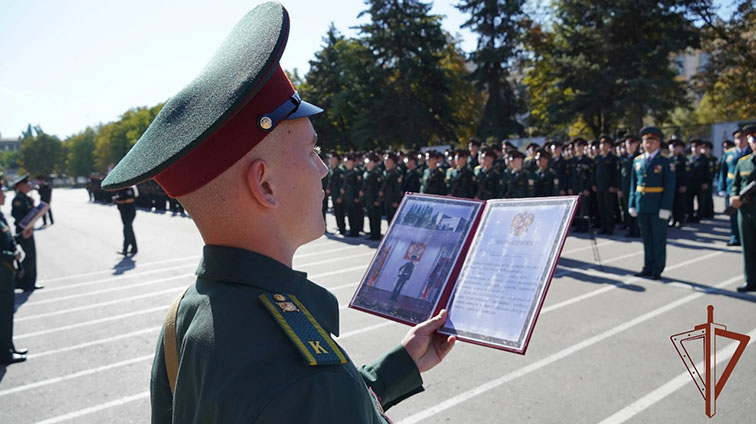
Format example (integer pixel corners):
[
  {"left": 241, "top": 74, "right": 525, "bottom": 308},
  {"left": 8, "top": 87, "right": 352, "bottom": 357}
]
[
  {"left": 22, "top": 227, "right": 33, "bottom": 239},
  {"left": 401, "top": 309, "right": 456, "bottom": 373},
  {"left": 617, "top": 190, "right": 624, "bottom": 199},
  {"left": 679, "top": 186, "right": 687, "bottom": 193},
  {"left": 730, "top": 196, "right": 743, "bottom": 209},
  {"left": 14, "top": 246, "right": 24, "bottom": 262}
]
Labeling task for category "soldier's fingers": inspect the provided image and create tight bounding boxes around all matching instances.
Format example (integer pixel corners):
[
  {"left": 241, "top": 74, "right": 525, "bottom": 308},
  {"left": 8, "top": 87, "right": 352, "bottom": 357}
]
[{"left": 413, "top": 309, "right": 448, "bottom": 335}]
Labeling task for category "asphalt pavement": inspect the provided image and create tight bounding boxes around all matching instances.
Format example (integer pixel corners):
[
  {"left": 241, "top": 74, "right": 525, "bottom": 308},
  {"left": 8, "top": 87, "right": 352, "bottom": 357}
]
[{"left": 0, "top": 188, "right": 753, "bottom": 424}]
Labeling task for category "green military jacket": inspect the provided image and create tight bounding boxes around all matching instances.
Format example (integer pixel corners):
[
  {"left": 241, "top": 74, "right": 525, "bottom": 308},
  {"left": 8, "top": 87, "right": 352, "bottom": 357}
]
[
  {"left": 619, "top": 152, "right": 640, "bottom": 195},
  {"left": 402, "top": 168, "right": 422, "bottom": 194},
  {"left": 504, "top": 169, "right": 529, "bottom": 198},
  {"left": 569, "top": 155, "right": 594, "bottom": 194},
  {"left": 474, "top": 167, "right": 502, "bottom": 200},
  {"left": 328, "top": 166, "right": 346, "bottom": 203},
  {"left": 594, "top": 153, "right": 619, "bottom": 192},
  {"left": 549, "top": 156, "right": 568, "bottom": 194},
  {"left": 420, "top": 167, "right": 447, "bottom": 195},
  {"left": 380, "top": 168, "right": 403, "bottom": 207},
  {"left": 446, "top": 166, "right": 476, "bottom": 199},
  {"left": 343, "top": 167, "right": 363, "bottom": 205},
  {"left": 11, "top": 191, "right": 34, "bottom": 232},
  {"left": 731, "top": 154, "right": 756, "bottom": 218},
  {"left": 529, "top": 168, "right": 559, "bottom": 197},
  {"left": 628, "top": 152, "right": 675, "bottom": 214},
  {"left": 687, "top": 155, "right": 707, "bottom": 188},
  {"left": 361, "top": 168, "right": 383, "bottom": 207},
  {"left": 0, "top": 213, "right": 17, "bottom": 268},
  {"left": 151, "top": 246, "right": 423, "bottom": 423},
  {"left": 720, "top": 147, "right": 752, "bottom": 194}
]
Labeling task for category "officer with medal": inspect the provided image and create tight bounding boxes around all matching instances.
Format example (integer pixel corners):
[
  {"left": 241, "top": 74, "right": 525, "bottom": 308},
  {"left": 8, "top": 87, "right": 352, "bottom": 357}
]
[
  {"left": 10, "top": 174, "right": 43, "bottom": 292},
  {"left": 729, "top": 124, "right": 756, "bottom": 292},
  {"left": 719, "top": 126, "right": 752, "bottom": 246},
  {"left": 102, "top": 4, "right": 455, "bottom": 422},
  {"left": 0, "top": 185, "right": 28, "bottom": 364},
  {"left": 628, "top": 127, "right": 675, "bottom": 280}
]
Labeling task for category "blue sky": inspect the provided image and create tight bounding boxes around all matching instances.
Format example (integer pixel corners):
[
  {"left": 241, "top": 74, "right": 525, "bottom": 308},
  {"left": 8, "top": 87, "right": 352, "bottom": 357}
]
[{"left": 0, "top": 0, "right": 736, "bottom": 140}]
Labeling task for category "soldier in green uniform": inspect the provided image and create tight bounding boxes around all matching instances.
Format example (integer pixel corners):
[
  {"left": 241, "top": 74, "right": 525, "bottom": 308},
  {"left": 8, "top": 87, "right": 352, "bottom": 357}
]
[
  {"left": 343, "top": 155, "right": 364, "bottom": 237},
  {"left": 361, "top": 154, "right": 383, "bottom": 240},
  {"left": 420, "top": 151, "right": 448, "bottom": 195},
  {"left": 628, "top": 127, "right": 675, "bottom": 280},
  {"left": 327, "top": 153, "right": 347, "bottom": 235},
  {"left": 402, "top": 154, "right": 422, "bottom": 194},
  {"left": 101, "top": 4, "right": 455, "bottom": 422},
  {"left": 593, "top": 136, "right": 619, "bottom": 234},
  {"left": 618, "top": 134, "right": 641, "bottom": 237},
  {"left": 504, "top": 151, "right": 529, "bottom": 198},
  {"left": 112, "top": 185, "right": 138, "bottom": 256},
  {"left": 0, "top": 186, "right": 27, "bottom": 364},
  {"left": 474, "top": 149, "right": 502, "bottom": 200},
  {"left": 719, "top": 127, "right": 752, "bottom": 246},
  {"left": 686, "top": 139, "right": 706, "bottom": 223},
  {"left": 467, "top": 138, "right": 481, "bottom": 169},
  {"left": 569, "top": 139, "right": 594, "bottom": 233},
  {"left": 446, "top": 150, "right": 476, "bottom": 198},
  {"left": 380, "top": 153, "right": 403, "bottom": 223},
  {"left": 700, "top": 141, "right": 718, "bottom": 219},
  {"left": 549, "top": 142, "right": 568, "bottom": 195},
  {"left": 669, "top": 139, "right": 689, "bottom": 228},
  {"left": 530, "top": 149, "right": 559, "bottom": 197},
  {"left": 11, "top": 175, "right": 43, "bottom": 292},
  {"left": 729, "top": 124, "right": 756, "bottom": 292}
]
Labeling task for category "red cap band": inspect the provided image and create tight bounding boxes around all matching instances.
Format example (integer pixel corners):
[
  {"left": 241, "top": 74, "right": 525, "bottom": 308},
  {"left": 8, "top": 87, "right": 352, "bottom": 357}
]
[{"left": 155, "top": 65, "right": 295, "bottom": 197}]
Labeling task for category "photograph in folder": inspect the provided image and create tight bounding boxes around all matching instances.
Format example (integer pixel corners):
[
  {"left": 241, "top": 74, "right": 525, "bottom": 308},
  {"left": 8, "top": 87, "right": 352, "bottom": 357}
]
[{"left": 349, "top": 194, "right": 578, "bottom": 354}]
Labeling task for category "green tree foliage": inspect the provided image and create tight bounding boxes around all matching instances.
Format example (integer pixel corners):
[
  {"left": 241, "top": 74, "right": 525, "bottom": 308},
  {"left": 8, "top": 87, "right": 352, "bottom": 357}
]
[
  {"left": 456, "top": 0, "right": 527, "bottom": 139},
  {"left": 691, "top": 0, "right": 756, "bottom": 118},
  {"left": 93, "top": 104, "right": 163, "bottom": 171},
  {"left": 525, "top": 0, "right": 699, "bottom": 137},
  {"left": 19, "top": 125, "right": 64, "bottom": 176},
  {"left": 355, "top": 0, "right": 463, "bottom": 147},
  {"left": 64, "top": 127, "right": 96, "bottom": 176}
]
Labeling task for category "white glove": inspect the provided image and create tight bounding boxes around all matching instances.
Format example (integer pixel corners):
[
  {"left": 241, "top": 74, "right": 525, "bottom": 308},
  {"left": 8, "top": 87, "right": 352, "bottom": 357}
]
[
  {"left": 718, "top": 191, "right": 726, "bottom": 197},
  {"left": 628, "top": 207, "right": 638, "bottom": 218},
  {"left": 658, "top": 209, "right": 671, "bottom": 220},
  {"left": 15, "top": 245, "right": 25, "bottom": 263}
]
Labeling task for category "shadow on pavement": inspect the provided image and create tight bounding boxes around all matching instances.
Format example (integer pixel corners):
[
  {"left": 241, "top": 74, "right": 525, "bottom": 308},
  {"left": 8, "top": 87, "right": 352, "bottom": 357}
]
[
  {"left": 13, "top": 290, "right": 32, "bottom": 312},
  {"left": 555, "top": 257, "right": 646, "bottom": 292},
  {"left": 323, "top": 231, "right": 381, "bottom": 247},
  {"left": 660, "top": 278, "right": 756, "bottom": 304},
  {"left": 113, "top": 256, "right": 136, "bottom": 275}
]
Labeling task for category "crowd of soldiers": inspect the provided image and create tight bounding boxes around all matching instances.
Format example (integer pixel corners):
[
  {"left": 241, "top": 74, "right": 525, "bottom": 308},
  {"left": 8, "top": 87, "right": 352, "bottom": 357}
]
[
  {"left": 322, "top": 131, "right": 748, "bottom": 244},
  {"left": 86, "top": 176, "right": 185, "bottom": 215}
]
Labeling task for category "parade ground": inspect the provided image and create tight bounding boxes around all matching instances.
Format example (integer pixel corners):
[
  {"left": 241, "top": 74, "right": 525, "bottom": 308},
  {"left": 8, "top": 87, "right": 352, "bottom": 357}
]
[{"left": 0, "top": 188, "right": 754, "bottom": 424}]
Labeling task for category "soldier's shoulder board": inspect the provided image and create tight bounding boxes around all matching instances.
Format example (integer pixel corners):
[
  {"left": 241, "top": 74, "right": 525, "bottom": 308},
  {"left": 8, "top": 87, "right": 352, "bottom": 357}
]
[
  {"left": 259, "top": 293, "right": 347, "bottom": 366},
  {"left": 738, "top": 154, "right": 752, "bottom": 164}
]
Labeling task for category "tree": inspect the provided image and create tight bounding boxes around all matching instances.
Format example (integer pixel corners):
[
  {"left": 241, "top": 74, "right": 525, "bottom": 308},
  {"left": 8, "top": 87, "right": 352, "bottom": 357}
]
[
  {"left": 93, "top": 104, "right": 163, "bottom": 171},
  {"left": 64, "top": 127, "right": 96, "bottom": 176},
  {"left": 355, "top": 0, "right": 462, "bottom": 147},
  {"left": 19, "top": 125, "right": 64, "bottom": 176},
  {"left": 456, "top": 0, "right": 527, "bottom": 139}
]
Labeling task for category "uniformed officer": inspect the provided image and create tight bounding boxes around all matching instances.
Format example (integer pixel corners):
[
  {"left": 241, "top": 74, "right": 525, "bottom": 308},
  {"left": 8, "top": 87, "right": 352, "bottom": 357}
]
[
  {"left": 361, "top": 154, "right": 383, "bottom": 240},
  {"left": 474, "top": 148, "right": 503, "bottom": 200},
  {"left": 446, "top": 150, "right": 476, "bottom": 198},
  {"left": 729, "top": 124, "right": 756, "bottom": 292},
  {"left": 504, "top": 150, "right": 529, "bottom": 198},
  {"left": 11, "top": 175, "right": 42, "bottom": 292},
  {"left": 628, "top": 127, "right": 675, "bottom": 280},
  {"left": 402, "top": 154, "right": 422, "bottom": 194},
  {"left": 328, "top": 153, "right": 347, "bottom": 235},
  {"left": 569, "top": 138, "right": 594, "bottom": 232},
  {"left": 669, "top": 139, "right": 688, "bottom": 228},
  {"left": 618, "top": 135, "right": 641, "bottom": 237},
  {"left": 530, "top": 149, "right": 559, "bottom": 197},
  {"left": 343, "top": 155, "right": 364, "bottom": 237},
  {"left": 593, "top": 136, "right": 619, "bottom": 234},
  {"left": 719, "top": 127, "right": 753, "bottom": 246},
  {"left": 549, "top": 142, "right": 568, "bottom": 195},
  {"left": 380, "top": 153, "right": 404, "bottom": 223},
  {"left": 467, "top": 138, "right": 481, "bottom": 169},
  {"left": 0, "top": 186, "right": 27, "bottom": 364},
  {"left": 36, "top": 175, "right": 54, "bottom": 225},
  {"left": 700, "top": 141, "right": 718, "bottom": 219},
  {"left": 686, "top": 139, "right": 706, "bottom": 222},
  {"left": 101, "top": 4, "right": 455, "bottom": 422},
  {"left": 420, "top": 151, "right": 448, "bottom": 195},
  {"left": 112, "top": 185, "right": 138, "bottom": 256},
  {"left": 523, "top": 142, "right": 540, "bottom": 173}
]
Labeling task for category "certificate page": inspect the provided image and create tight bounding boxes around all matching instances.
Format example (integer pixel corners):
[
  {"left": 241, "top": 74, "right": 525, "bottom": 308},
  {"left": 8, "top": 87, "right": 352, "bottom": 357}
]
[{"left": 441, "top": 197, "right": 577, "bottom": 352}]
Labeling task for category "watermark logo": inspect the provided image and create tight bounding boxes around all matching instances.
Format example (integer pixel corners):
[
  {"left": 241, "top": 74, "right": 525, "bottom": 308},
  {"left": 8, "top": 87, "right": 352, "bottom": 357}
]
[{"left": 670, "top": 305, "right": 750, "bottom": 418}]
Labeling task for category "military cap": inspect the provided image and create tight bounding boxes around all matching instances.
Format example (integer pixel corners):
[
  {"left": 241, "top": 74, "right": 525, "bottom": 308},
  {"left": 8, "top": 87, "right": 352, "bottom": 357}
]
[
  {"left": 468, "top": 137, "right": 482, "bottom": 147},
  {"left": 384, "top": 152, "right": 399, "bottom": 163},
  {"left": 732, "top": 126, "right": 743, "bottom": 137},
  {"left": 535, "top": 148, "right": 551, "bottom": 160},
  {"left": 639, "top": 126, "right": 663, "bottom": 141},
  {"left": 503, "top": 141, "right": 516, "bottom": 149},
  {"left": 11, "top": 173, "right": 29, "bottom": 188},
  {"left": 722, "top": 139, "right": 735, "bottom": 148},
  {"left": 623, "top": 133, "right": 640, "bottom": 142},
  {"left": 481, "top": 148, "right": 497, "bottom": 158},
  {"left": 455, "top": 149, "right": 470, "bottom": 158},
  {"left": 366, "top": 153, "right": 380, "bottom": 162},
  {"left": 670, "top": 139, "right": 686, "bottom": 148},
  {"left": 743, "top": 123, "right": 756, "bottom": 135},
  {"left": 689, "top": 138, "right": 703, "bottom": 146},
  {"left": 101, "top": 2, "right": 322, "bottom": 197},
  {"left": 598, "top": 134, "right": 612, "bottom": 143},
  {"left": 508, "top": 150, "right": 525, "bottom": 160},
  {"left": 550, "top": 141, "right": 564, "bottom": 148},
  {"left": 573, "top": 138, "right": 587, "bottom": 146},
  {"left": 702, "top": 140, "right": 713, "bottom": 149}
]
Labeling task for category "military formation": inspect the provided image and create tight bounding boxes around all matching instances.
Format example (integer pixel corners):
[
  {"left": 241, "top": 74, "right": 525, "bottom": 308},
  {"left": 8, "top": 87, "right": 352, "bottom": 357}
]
[
  {"left": 87, "top": 176, "right": 184, "bottom": 215},
  {"left": 322, "top": 124, "right": 756, "bottom": 289}
]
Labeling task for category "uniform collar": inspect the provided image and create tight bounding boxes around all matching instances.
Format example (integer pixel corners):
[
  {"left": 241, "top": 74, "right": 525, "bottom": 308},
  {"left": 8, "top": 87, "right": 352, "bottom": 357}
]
[{"left": 196, "top": 245, "right": 341, "bottom": 336}]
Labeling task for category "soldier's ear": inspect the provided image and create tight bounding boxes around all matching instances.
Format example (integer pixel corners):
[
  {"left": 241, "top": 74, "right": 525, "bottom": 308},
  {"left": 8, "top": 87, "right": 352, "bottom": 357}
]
[{"left": 245, "top": 159, "right": 278, "bottom": 209}]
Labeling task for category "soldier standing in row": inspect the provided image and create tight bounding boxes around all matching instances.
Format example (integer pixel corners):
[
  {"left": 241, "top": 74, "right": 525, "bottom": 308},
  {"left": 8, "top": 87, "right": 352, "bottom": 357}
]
[
  {"left": 0, "top": 186, "right": 27, "bottom": 364},
  {"left": 361, "top": 154, "right": 383, "bottom": 240},
  {"left": 504, "top": 151, "right": 529, "bottom": 198},
  {"left": 669, "top": 139, "right": 688, "bottom": 228},
  {"left": 467, "top": 138, "right": 481, "bottom": 169},
  {"left": 380, "top": 153, "right": 403, "bottom": 223},
  {"left": 569, "top": 139, "right": 594, "bottom": 233},
  {"left": 328, "top": 153, "right": 347, "bottom": 235},
  {"left": 618, "top": 134, "right": 641, "bottom": 237},
  {"left": 447, "top": 150, "right": 476, "bottom": 199},
  {"left": 11, "top": 175, "right": 42, "bottom": 292},
  {"left": 549, "top": 142, "right": 569, "bottom": 195},
  {"left": 421, "top": 151, "right": 447, "bottom": 196},
  {"left": 687, "top": 140, "right": 706, "bottom": 223},
  {"left": 402, "top": 155, "right": 422, "bottom": 194},
  {"left": 719, "top": 127, "right": 753, "bottom": 246},
  {"left": 113, "top": 185, "right": 138, "bottom": 256},
  {"left": 343, "top": 155, "right": 363, "bottom": 237},
  {"left": 700, "top": 141, "right": 718, "bottom": 219},
  {"left": 530, "top": 149, "right": 559, "bottom": 197},
  {"left": 628, "top": 127, "right": 675, "bottom": 280},
  {"left": 594, "top": 136, "right": 619, "bottom": 235},
  {"left": 37, "top": 175, "right": 54, "bottom": 225},
  {"left": 729, "top": 124, "right": 756, "bottom": 292},
  {"left": 475, "top": 149, "right": 502, "bottom": 200}
]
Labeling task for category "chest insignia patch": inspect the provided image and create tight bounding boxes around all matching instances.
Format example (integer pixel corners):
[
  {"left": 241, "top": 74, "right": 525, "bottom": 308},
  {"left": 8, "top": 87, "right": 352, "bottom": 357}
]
[
  {"left": 654, "top": 165, "right": 662, "bottom": 174},
  {"left": 260, "top": 293, "right": 347, "bottom": 366}
]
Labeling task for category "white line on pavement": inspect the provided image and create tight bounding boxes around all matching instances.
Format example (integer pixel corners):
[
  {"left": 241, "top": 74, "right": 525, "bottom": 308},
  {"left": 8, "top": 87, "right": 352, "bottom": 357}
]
[
  {"left": 36, "top": 255, "right": 200, "bottom": 284},
  {"left": 33, "top": 391, "right": 151, "bottom": 424},
  {"left": 27, "top": 327, "right": 161, "bottom": 359},
  {"left": 336, "top": 322, "right": 395, "bottom": 340},
  {"left": 396, "top": 275, "right": 743, "bottom": 424},
  {"left": 596, "top": 327, "right": 756, "bottom": 424},
  {"left": 36, "top": 263, "right": 197, "bottom": 294},
  {"left": 15, "top": 306, "right": 169, "bottom": 340}
]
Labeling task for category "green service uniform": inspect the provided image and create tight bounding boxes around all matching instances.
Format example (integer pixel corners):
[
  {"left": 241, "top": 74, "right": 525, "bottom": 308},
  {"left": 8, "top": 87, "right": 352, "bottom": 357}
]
[
  {"left": 687, "top": 154, "right": 707, "bottom": 222},
  {"left": 446, "top": 166, "right": 476, "bottom": 199},
  {"left": 11, "top": 191, "right": 36, "bottom": 291},
  {"left": 151, "top": 246, "right": 423, "bottom": 423},
  {"left": 671, "top": 152, "right": 688, "bottom": 227},
  {"left": 570, "top": 155, "right": 595, "bottom": 232},
  {"left": 529, "top": 168, "right": 559, "bottom": 197},
  {"left": 475, "top": 167, "right": 502, "bottom": 200},
  {"left": 344, "top": 167, "right": 364, "bottom": 237},
  {"left": 594, "top": 153, "right": 619, "bottom": 234},
  {"left": 420, "top": 167, "right": 447, "bottom": 196},
  {"left": 362, "top": 168, "right": 383, "bottom": 239},
  {"left": 619, "top": 151, "right": 641, "bottom": 236},
  {"left": 402, "top": 168, "right": 422, "bottom": 195},
  {"left": 0, "top": 213, "right": 19, "bottom": 362},
  {"left": 719, "top": 147, "right": 752, "bottom": 244},
  {"left": 504, "top": 169, "right": 529, "bottom": 198},
  {"left": 731, "top": 154, "right": 756, "bottom": 287},
  {"left": 629, "top": 152, "right": 675, "bottom": 276},
  {"left": 550, "top": 155, "right": 568, "bottom": 195},
  {"left": 328, "top": 165, "right": 347, "bottom": 234},
  {"left": 700, "top": 154, "right": 717, "bottom": 218},
  {"left": 381, "top": 168, "right": 403, "bottom": 223}
]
